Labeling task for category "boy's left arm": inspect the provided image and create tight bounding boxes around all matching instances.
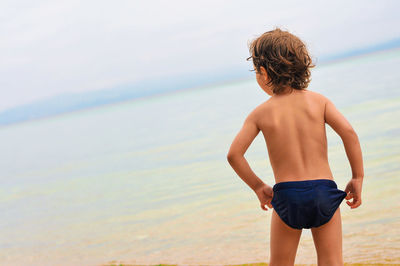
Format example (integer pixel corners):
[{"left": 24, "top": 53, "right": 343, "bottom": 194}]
[
  {"left": 227, "top": 111, "right": 273, "bottom": 211},
  {"left": 227, "top": 111, "right": 265, "bottom": 191}
]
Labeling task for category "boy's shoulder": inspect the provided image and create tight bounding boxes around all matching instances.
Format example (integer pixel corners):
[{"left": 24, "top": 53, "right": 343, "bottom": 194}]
[
  {"left": 247, "top": 90, "right": 330, "bottom": 120},
  {"left": 260, "top": 89, "right": 329, "bottom": 106},
  {"left": 306, "top": 90, "right": 329, "bottom": 101}
]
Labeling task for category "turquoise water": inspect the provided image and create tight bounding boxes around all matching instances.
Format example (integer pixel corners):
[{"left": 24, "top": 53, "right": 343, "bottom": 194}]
[{"left": 1, "top": 48, "right": 400, "bottom": 265}]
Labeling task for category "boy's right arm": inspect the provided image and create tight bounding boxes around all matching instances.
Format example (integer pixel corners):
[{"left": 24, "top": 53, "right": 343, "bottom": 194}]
[{"left": 324, "top": 96, "right": 364, "bottom": 209}]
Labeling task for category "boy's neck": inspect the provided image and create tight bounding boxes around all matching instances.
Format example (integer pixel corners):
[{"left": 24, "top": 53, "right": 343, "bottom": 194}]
[{"left": 273, "top": 87, "right": 302, "bottom": 97}]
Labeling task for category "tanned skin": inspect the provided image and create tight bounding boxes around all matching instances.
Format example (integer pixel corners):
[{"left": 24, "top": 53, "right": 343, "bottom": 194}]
[{"left": 227, "top": 66, "right": 364, "bottom": 266}]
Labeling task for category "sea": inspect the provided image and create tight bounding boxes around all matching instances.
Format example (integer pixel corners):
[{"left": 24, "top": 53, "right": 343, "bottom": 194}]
[{"left": 1, "top": 48, "right": 399, "bottom": 266}]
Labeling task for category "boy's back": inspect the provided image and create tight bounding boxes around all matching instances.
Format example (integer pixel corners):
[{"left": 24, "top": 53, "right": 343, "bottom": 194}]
[{"left": 253, "top": 89, "right": 332, "bottom": 183}]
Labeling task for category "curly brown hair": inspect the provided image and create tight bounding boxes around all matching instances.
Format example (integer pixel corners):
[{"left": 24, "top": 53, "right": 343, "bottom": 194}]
[{"left": 247, "top": 27, "right": 315, "bottom": 94}]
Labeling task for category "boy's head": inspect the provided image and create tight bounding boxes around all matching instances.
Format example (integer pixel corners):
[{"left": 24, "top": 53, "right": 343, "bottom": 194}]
[{"left": 247, "top": 27, "right": 315, "bottom": 95}]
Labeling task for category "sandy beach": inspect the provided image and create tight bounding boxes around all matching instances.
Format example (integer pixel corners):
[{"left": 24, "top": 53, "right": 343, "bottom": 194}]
[{"left": 102, "top": 263, "right": 399, "bottom": 266}]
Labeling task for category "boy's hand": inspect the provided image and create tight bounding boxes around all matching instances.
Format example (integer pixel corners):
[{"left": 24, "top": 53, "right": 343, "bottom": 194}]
[
  {"left": 254, "top": 183, "right": 274, "bottom": 211},
  {"left": 344, "top": 178, "right": 363, "bottom": 209}
]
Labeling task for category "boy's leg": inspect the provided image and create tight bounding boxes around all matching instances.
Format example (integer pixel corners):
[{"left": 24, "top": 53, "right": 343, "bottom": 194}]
[
  {"left": 311, "top": 207, "right": 344, "bottom": 266},
  {"left": 270, "top": 209, "right": 302, "bottom": 266}
]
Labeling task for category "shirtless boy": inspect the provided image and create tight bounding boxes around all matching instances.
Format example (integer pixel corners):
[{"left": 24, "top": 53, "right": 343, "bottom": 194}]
[{"left": 227, "top": 28, "right": 364, "bottom": 266}]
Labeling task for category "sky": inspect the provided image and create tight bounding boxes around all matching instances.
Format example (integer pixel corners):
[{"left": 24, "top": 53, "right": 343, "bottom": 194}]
[{"left": 1, "top": 0, "right": 400, "bottom": 113}]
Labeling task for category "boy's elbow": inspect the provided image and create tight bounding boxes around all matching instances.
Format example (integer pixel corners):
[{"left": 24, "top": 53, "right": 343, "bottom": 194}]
[
  {"left": 227, "top": 153, "right": 235, "bottom": 163},
  {"left": 341, "top": 127, "right": 359, "bottom": 141},
  {"left": 346, "top": 126, "right": 358, "bottom": 137},
  {"left": 227, "top": 152, "right": 242, "bottom": 164}
]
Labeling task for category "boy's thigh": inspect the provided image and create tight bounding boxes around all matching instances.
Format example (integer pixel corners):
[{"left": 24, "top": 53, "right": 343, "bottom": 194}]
[
  {"left": 311, "top": 207, "right": 344, "bottom": 264},
  {"left": 270, "top": 209, "right": 302, "bottom": 265}
]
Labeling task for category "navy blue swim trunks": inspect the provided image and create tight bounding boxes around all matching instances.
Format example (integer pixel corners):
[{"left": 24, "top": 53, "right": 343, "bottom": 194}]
[{"left": 270, "top": 179, "right": 347, "bottom": 230}]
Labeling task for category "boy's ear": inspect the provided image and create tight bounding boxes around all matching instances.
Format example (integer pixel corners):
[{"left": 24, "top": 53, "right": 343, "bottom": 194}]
[
  {"left": 260, "top": 66, "right": 269, "bottom": 81},
  {"left": 259, "top": 66, "right": 266, "bottom": 74}
]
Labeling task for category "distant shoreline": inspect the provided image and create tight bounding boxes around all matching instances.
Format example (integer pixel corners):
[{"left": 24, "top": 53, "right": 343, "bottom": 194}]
[{"left": 1, "top": 43, "right": 399, "bottom": 128}]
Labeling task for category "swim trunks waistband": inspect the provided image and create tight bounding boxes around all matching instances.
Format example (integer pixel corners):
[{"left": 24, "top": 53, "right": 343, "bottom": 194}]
[{"left": 273, "top": 179, "right": 337, "bottom": 192}]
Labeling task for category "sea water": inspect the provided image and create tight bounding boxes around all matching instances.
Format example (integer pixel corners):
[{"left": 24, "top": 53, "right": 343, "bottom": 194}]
[{"left": 0, "top": 48, "right": 399, "bottom": 265}]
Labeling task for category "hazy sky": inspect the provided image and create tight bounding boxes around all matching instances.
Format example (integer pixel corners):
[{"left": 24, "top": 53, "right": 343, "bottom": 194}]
[{"left": 1, "top": 0, "right": 399, "bottom": 112}]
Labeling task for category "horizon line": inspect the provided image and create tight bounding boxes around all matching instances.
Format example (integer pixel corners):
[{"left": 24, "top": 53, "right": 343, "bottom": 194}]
[{"left": 1, "top": 38, "right": 399, "bottom": 128}]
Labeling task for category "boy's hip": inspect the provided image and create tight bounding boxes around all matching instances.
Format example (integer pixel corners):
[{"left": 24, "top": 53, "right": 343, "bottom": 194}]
[{"left": 271, "top": 178, "right": 347, "bottom": 229}]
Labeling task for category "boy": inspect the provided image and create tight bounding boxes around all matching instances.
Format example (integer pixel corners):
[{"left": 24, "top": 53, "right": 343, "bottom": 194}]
[{"left": 227, "top": 28, "right": 364, "bottom": 266}]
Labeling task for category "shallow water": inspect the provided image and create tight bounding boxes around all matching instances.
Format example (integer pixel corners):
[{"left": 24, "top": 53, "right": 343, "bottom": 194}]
[{"left": 0, "top": 48, "right": 399, "bottom": 265}]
